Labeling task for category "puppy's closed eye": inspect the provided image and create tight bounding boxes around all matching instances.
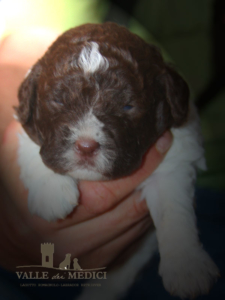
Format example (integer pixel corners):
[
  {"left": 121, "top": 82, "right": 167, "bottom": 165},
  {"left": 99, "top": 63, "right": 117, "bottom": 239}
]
[
  {"left": 123, "top": 104, "right": 133, "bottom": 111},
  {"left": 52, "top": 99, "right": 64, "bottom": 106}
]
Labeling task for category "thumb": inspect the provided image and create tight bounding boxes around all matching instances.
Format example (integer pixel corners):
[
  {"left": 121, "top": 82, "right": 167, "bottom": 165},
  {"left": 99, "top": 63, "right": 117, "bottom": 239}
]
[
  {"left": 155, "top": 131, "right": 173, "bottom": 154},
  {"left": 0, "top": 121, "right": 25, "bottom": 204}
]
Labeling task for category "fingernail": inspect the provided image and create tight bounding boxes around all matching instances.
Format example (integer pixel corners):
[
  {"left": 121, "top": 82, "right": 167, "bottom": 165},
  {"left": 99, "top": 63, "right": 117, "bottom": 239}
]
[
  {"left": 155, "top": 131, "right": 173, "bottom": 154},
  {"left": 134, "top": 192, "right": 149, "bottom": 214}
]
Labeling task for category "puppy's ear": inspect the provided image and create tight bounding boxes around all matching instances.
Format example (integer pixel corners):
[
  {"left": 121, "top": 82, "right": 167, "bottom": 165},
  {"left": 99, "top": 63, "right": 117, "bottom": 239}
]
[
  {"left": 155, "top": 65, "right": 189, "bottom": 129},
  {"left": 15, "top": 63, "right": 42, "bottom": 139}
]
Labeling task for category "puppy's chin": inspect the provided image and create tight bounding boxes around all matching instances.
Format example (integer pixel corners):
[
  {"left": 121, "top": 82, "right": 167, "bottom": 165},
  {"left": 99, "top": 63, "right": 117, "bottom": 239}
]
[{"left": 67, "top": 168, "right": 107, "bottom": 181}]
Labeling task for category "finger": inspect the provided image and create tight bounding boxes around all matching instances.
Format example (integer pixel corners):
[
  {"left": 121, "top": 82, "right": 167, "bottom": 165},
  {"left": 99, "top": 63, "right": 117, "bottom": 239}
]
[
  {"left": 0, "top": 29, "right": 59, "bottom": 68},
  {"left": 0, "top": 65, "right": 29, "bottom": 133},
  {"left": 52, "top": 191, "right": 151, "bottom": 256},
  {"left": 0, "top": 122, "right": 32, "bottom": 218},
  {"left": 0, "top": 121, "right": 23, "bottom": 182},
  {"left": 78, "top": 217, "right": 152, "bottom": 269}
]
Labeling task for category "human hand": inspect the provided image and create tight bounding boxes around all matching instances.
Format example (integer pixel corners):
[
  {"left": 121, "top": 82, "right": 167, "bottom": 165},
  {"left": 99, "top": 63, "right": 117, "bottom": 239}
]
[{"left": 0, "top": 122, "right": 172, "bottom": 271}]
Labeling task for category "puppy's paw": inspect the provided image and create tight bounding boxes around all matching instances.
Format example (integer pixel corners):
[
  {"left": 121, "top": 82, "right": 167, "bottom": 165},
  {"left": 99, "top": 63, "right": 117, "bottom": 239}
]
[
  {"left": 27, "top": 174, "right": 79, "bottom": 222},
  {"left": 18, "top": 131, "right": 79, "bottom": 221},
  {"left": 159, "top": 247, "right": 219, "bottom": 298}
]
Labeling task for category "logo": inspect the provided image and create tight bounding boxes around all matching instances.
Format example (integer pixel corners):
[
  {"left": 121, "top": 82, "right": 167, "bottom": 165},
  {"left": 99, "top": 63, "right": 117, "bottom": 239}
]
[{"left": 16, "top": 243, "right": 107, "bottom": 284}]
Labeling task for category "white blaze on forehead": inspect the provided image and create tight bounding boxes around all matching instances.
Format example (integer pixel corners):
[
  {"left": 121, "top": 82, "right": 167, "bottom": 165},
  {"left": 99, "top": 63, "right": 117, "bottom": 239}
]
[
  {"left": 69, "top": 110, "right": 104, "bottom": 141},
  {"left": 78, "top": 42, "right": 109, "bottom": 74}
]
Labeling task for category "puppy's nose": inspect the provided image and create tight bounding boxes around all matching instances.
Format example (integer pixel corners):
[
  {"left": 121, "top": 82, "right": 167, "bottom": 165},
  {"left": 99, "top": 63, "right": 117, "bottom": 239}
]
[{"left": 75, "top": 138, "right": 100, "bottom": 156}]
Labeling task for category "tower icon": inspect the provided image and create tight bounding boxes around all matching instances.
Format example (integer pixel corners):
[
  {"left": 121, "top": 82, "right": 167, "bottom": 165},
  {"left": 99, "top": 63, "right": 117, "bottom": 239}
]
[{"left": 41, "top": 243, "right": 54, "bottom": 268}]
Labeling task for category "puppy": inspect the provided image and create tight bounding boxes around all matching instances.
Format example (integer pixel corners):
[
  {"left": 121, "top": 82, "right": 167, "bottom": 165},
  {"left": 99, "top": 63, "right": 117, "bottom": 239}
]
[{"left": 16, "top": 23, "right": 219, "bottom": 299}]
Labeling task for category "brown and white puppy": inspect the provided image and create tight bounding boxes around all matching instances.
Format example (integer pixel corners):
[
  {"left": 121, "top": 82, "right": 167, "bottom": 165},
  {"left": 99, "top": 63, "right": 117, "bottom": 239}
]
[{"left": 16, "top": 23, "right": 219, "bottom": 299}]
